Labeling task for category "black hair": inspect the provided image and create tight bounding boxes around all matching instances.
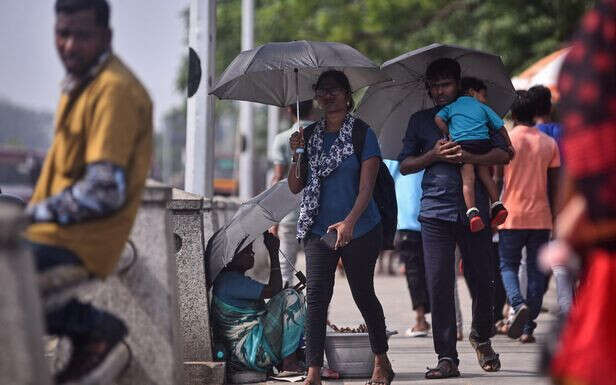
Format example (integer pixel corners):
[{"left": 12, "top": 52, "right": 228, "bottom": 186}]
[
  {"left": 314, "top": 70, "right": 354, "bottom": 111},
  {"left": 460, "top": 77, "right": 487, "bottom": 95},
  {"left": 55, "top": 0, "right": 110, "bottom": 28},
  {"left": 425, "top": 58, "right": 461, "bottom": 83},
  {"left": 511, "top": 90, "right": 536, "bottom": 125},
  {"left": 289, "top": 100, "right": 314, "bottom": 119},
  {"left": 527, "top": 85, "right": 552, "bottom": 117}
]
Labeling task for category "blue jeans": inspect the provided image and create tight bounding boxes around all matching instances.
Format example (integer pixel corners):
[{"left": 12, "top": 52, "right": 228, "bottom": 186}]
[{"left": 498, "top": 230, "right": 550, "bottom": 335}]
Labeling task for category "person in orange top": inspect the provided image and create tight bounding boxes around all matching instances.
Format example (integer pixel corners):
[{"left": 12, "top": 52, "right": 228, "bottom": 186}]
[
  {"left": 497, "top": 90, "right": 560, "bottom": 343},
  {"left": 24, "top": 0, "right": 152, "bottom": 383}
]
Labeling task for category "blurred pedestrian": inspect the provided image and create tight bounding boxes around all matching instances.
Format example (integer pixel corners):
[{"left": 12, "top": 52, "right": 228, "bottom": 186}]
[
  {"left": 269, "top": 100, "right": 314, "bottom": 287},
  {"left": 24, "top": 0, "right": 152, "bottom": 382},
  {"left": 528, "top": 85, "right": 562, "bottom": 146},
  {"left": 544, "top": 1, "right": 616, "bottom": 383},
  {"left": 288, "top": 70, "right": 393, "bottom": 385},
  {"left": 497, "top": 90, "right": 561, "bottom": 343},
  {"left": 528, "top": 84, "right": 574, "bottom": 317},
  {"left": 384, "top": 160, "right": 431, "bottom": 337},
  {"left": 398, "top": 58, "right": 511, "bottom": 379}
]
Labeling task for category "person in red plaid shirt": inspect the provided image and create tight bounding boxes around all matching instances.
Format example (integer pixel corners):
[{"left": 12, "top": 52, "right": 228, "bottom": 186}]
[{"left": 541, "top": 1, "right": 616, "bottom": 384}]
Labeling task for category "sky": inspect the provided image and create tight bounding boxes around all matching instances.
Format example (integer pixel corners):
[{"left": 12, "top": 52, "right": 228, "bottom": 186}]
[{"left": 0, "top": 0, "right": 190, "bottom": 128}]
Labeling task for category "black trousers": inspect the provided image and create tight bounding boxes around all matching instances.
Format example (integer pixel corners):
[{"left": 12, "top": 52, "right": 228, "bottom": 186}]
[
  {"left": 492, "top": 242, "right": 507, "bottom": 322},
  {"left": 420, "top": 217, "right": 495, "bottom": 365},
  {"left": 394, "top": 230, "right": 430, "bottom": 313},
  {"left": 303, "top": 223, "right": 387, "bottom": 367},
  {"left": 30, "top": 242, "right": 126, "bottom": 341}
]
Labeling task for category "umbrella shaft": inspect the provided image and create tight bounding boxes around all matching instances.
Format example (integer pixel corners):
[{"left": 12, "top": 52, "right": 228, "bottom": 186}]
[{"left": 278, "top": 248, "right": 299, "bottom": 274}]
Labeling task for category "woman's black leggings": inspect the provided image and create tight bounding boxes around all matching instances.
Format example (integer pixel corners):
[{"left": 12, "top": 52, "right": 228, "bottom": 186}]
[{"left": 303, "top": 223, "right": 387, "bottom": 367}]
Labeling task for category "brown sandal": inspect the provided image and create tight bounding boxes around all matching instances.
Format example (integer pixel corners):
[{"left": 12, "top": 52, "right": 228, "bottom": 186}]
[
  {"left": 367, "top": 359, "right": 395, "bottom": 385},
  {"left": 470, "top": 339, "right": 501, "bottom": 372},
  {"left": 425, "top": 359, "right": 460, "bottom": 379},
  {"left": 519, "top": 334, "right": 536, "bottom": 343}
]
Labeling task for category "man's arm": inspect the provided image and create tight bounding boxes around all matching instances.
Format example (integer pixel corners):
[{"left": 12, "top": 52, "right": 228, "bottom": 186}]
[
  {"left": 461, "top": 147, "right": 510, "bottom": 165},
  {"left": 271, "top": 164, "right": 286, "bottom": 185},
  {"left": 27, "top": 162, "right": 126, "bottom": 225},
  {"left": 400, "top": 140, "right": 462, "bottom": 175},
  {"left": 462, "top": 127, "right": 512, "bottom": 166}
]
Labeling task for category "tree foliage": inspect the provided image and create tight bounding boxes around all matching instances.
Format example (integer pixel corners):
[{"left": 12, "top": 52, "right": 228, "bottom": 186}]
[
  {"left": 162, "top": 0, "right": 592, "bottom": 188},
  {"left": 227, "top": 0, "right": 590, "bottom": 78}
]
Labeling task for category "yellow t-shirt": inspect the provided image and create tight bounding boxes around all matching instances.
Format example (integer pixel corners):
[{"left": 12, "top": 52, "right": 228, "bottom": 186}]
[{"left": 26, "top": 55, "right": 153, "bottom": 277}]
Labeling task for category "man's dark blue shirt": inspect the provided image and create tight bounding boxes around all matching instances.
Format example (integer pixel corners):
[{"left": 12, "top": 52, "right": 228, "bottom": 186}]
[{"left": 397, "top": 106, "right": 508, "bottom": 224}]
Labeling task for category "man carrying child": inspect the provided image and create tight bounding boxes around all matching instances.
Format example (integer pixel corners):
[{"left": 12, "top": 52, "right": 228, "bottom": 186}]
[
  {"left": 398, "top": 58, "right": 512, "bottom": 379},
  {"left": 434, "top": 77, "right": 513, "bottom": 232}
]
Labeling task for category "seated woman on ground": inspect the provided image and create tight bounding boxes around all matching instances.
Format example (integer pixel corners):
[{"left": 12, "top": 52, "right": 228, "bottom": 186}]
[{"left": 211, "top": 231, "right": 306, "bottom": 373}]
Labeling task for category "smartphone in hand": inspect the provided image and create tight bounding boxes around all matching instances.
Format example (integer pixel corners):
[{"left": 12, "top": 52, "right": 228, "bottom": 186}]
[{"left": 320, "top": 230, "right": 338, "bottom": 250}]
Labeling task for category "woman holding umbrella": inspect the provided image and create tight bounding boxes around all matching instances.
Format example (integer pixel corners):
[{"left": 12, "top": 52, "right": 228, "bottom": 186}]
[{"left": 288, "top": 70, "right": 394, "bottom": 385}]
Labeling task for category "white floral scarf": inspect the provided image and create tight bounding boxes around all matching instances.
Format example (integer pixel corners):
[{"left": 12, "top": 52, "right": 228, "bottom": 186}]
[{"left": 297, "top": 113, "right": 356, "bottom": 239}]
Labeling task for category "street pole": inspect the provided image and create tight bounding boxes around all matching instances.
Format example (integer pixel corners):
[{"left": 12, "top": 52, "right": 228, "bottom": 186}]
[
  {"left": 266, "top": 105, "right": 280, "bottom": 186},
  {"left": 238, "top": 0, "right": 254, "bottom": 199},
  {"left": 185, "top": 0, "right": 216, "bottom": 198}
]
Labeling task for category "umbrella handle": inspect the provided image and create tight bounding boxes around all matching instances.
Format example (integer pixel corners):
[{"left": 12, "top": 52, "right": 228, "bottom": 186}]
[{"left": 294, "top": 68, "right": 303, "bottom": 179}]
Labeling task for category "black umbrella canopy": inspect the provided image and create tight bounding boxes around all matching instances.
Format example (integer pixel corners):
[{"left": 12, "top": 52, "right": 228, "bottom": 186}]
[
  {"left": 211, "top": 40, "right": 390, "bottom": 106},
  {"left": 357, "top": 43, "right": 515, "bottom": 160}
]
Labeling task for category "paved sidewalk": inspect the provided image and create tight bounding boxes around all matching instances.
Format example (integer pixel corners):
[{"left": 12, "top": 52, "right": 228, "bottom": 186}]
[{"left": 266, "top": 254, "right": 557, "bottom": 385}]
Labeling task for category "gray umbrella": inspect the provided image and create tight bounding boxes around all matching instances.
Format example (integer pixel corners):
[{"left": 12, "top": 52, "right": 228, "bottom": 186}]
[
  {"left": 205, "top": 180, "right": 300, "bottom": 286},
  {"left": 210, "top": 40, "right": 390, "bottom": 107},
  {"left": 356, "top": 43, "right": 516, "bottom": 160}
]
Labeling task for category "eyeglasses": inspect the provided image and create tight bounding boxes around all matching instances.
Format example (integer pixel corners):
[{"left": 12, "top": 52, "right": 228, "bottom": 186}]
[{"left": 315, "top": 87, "right": 345, "bottom": 98}]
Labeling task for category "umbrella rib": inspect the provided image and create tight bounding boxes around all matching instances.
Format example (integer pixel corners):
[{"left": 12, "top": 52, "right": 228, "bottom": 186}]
[{"left": 395, "top": 62, "right": 425, "bottom": 82}]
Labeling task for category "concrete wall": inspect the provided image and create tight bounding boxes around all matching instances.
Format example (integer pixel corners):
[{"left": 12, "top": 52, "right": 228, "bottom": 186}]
[
  {"left": 0, "top": 184, "right": 242, "bottom": 385},
  {"left": 82, "top": 180, "right": 183, "bottom": 385},
  {"left": 0, "top": 203, "right": 51, "bottom": 385}
]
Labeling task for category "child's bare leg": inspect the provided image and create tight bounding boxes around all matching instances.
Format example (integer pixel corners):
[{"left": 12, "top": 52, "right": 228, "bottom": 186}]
[
  {"left": 461, "top": 164, "right": 485, "bottom": 232},
  {"left": 476, "top": 165, "right": 509, "bottom": 227},
  {"left": 476, "top": 165, "right": 499, "bottom": 202},
  {"left": 461, "top": 163, "right": 476, "bottom": 210}
]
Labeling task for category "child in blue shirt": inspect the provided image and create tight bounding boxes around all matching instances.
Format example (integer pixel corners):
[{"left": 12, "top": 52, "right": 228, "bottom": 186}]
[{"left": 434, "top": 77, "right": 514, "bottom": 232}]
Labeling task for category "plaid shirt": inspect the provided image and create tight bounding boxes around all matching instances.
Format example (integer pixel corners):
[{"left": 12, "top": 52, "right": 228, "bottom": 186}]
[{"left": 558, "top": 0, "right": 616, "bottom": 222}]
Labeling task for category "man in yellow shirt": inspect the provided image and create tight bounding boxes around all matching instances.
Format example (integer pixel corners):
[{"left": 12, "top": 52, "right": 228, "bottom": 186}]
[{"left": 24, "top": 0, "right": 152, "bottom": 382}]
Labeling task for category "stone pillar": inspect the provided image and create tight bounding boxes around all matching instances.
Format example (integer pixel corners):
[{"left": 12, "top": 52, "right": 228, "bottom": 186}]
[
  {"left": 83, "top": 180, "right": 183, "bottom": 385},
  {"left": 0, "top": 203, "right": 52, "bottom": 385},
  {"left": 168, "top": 189, "right": 225, "bottom": 384}
]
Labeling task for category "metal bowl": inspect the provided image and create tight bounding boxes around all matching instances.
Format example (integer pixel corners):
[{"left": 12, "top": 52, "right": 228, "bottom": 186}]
[{"left": 324, "top": 330, "right": 397, "bottom": 378}]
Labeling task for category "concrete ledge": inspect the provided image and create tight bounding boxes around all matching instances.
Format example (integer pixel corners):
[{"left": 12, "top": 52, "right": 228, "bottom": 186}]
[
  {"left": 227, "top": 370, "right": 267, "bottom": 384},
  {"left": 78, "top": 182, "right": 183, "bottom": 384},
  {"left": 168, "top": 188, "right": 213, "bottom": 365},
  {"left": 183, "top": 361, "right": 225, "bottom": 385},
  {"left": 0, "top": 203, "right": 52, "bottom": 385}
]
